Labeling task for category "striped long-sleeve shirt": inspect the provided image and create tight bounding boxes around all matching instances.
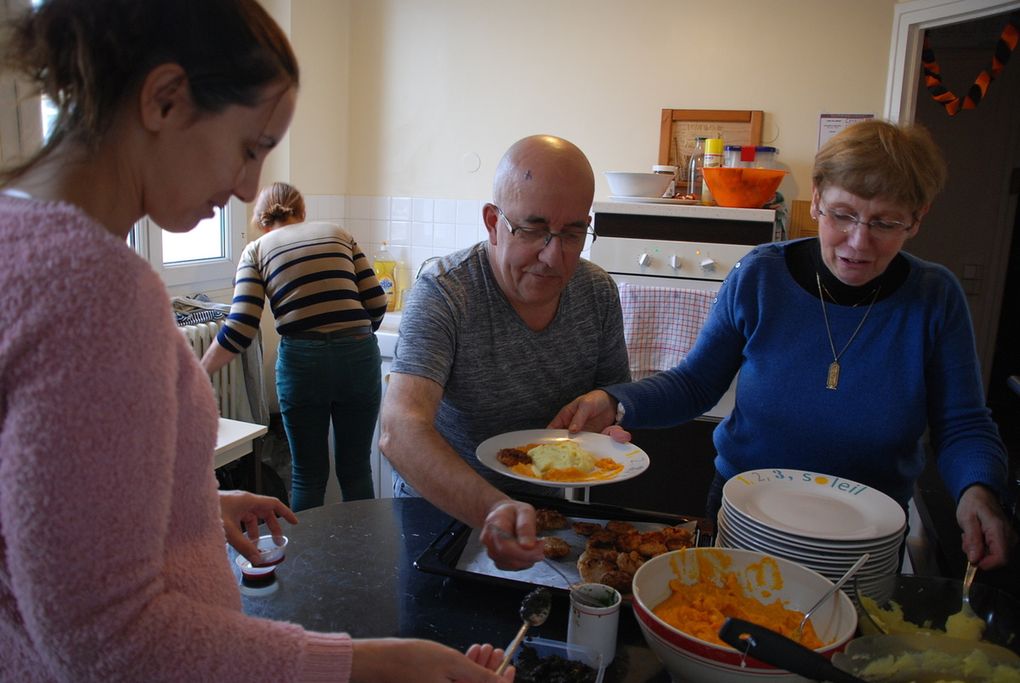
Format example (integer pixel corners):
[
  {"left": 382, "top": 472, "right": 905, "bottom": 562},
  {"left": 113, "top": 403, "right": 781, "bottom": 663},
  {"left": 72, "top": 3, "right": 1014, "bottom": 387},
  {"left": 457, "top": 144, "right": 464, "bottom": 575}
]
[{"left": 217, "top": 221, "right": 387, "bottom": 352}]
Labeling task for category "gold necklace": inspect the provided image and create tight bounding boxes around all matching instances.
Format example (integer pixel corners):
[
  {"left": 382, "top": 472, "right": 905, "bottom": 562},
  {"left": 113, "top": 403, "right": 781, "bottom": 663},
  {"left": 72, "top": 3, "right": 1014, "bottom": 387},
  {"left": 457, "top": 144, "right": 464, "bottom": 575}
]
[{"left": 816, "top": 272, "right": 881, "bottom": 390}]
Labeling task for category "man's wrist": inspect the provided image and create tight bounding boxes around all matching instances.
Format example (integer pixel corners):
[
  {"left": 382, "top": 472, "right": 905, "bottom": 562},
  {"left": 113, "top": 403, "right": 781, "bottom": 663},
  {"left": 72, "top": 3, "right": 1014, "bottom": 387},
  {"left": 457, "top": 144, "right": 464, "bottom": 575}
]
[{"left": 614, "top": 400, "right": 626, "bottom": 425}]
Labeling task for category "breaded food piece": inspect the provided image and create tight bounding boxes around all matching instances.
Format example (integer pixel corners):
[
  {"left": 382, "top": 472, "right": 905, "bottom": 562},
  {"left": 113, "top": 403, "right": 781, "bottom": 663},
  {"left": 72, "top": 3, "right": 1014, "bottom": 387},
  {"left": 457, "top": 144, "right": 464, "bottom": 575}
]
[
  {"left": 599, "top": 570, "right": 634, "bottom": 594},
  {"left": 616, "top": 550, "right": 645, "bottom": 575},
  {"left": 637, "top": 540, "right": 668, "bottom": 558},
  {"left": 577, "top": 550, "right": 618, "bottom": 584},
  {"left": 586, "top": 529, "right": 618, "bottom": 549},
  {"left": 606, "top": 520, "right": 636, "bottom": 535},
  {"left": 664, "top": 526, "right": 695, "bottom": 550},
  {"left": 535, "top": 508, "right": 567, "bottom": 533},
  {"left": 571, "top": 521, "right": 602, "bottom": 536},
  {"left": 541, "top": 536, "right": 571, "bottom": 560},
  {"left": 638, "top": 530, "right": 665, "bottom": 545},
  {"left": 496, "top": 447, "right": 531, "bottom": 467},
  {"left": 614, "top": 531, "right": 642, "bottom": 553},
  {"left": 580, "top": 546, "right": 618, "bottom": 562}
]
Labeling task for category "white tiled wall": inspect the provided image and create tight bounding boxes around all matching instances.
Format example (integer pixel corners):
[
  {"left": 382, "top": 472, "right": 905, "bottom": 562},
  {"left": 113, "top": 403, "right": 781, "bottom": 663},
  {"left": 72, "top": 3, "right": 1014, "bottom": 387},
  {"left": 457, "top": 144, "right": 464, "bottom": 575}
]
[{"left": 304, "top": 194, "right": 490, "bottom": 289}]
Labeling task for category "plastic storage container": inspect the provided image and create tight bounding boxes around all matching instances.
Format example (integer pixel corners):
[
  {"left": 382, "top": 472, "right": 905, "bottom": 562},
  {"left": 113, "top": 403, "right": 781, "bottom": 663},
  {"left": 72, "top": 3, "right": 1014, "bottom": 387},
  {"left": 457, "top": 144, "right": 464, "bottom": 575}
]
[
  {"left": 754, "top": 146, "right": 778, "bottom": 169},
  {"left": 513, "top": 637, "right": 605, "bottom": 683},
  {"left": 723, "top": 145, "right": 742, "bottom": 168}
]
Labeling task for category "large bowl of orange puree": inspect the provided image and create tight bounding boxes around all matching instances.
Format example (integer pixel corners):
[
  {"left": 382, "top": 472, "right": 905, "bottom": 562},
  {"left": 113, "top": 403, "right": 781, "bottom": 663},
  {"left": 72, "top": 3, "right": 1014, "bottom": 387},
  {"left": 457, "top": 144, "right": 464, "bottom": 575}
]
[{"left": 631, "top": 547, "right": 857, "bottom": 683}]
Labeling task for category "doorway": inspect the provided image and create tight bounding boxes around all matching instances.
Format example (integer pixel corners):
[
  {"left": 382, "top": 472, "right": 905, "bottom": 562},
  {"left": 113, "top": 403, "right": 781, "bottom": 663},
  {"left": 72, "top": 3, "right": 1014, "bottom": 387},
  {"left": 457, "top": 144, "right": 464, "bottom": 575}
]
[{"left": 886, "top": 1, "right": 1020, "bottom": 593}]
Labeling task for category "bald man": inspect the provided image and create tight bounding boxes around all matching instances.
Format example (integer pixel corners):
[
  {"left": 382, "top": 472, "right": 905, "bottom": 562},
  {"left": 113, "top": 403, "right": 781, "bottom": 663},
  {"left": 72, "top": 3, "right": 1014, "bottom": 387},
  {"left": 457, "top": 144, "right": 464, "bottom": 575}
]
[{"left": 379, "top": 135, "right": 630, "bottom": 569}]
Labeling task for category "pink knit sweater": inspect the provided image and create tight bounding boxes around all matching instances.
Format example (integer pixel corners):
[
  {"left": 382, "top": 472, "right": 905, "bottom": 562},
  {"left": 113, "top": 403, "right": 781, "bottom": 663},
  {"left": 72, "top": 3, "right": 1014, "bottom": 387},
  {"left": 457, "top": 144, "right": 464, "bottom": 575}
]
[{"left": 0, "top": 196, "right": 353, "bottom": 681}]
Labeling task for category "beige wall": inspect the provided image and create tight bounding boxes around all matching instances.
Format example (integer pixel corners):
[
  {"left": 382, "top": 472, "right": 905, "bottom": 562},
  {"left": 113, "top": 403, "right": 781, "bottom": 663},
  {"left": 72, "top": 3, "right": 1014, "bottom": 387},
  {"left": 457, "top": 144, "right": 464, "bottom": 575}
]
[{"left": 282, "top": 0, "right": 898, "bottom": 203}]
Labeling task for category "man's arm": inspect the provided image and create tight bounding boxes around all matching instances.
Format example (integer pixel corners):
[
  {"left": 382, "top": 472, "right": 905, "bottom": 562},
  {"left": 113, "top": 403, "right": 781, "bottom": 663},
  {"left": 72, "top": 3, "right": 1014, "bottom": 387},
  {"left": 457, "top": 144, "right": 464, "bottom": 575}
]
[{"left": 379, "top": 372, "right": 543, "bottom": 569}]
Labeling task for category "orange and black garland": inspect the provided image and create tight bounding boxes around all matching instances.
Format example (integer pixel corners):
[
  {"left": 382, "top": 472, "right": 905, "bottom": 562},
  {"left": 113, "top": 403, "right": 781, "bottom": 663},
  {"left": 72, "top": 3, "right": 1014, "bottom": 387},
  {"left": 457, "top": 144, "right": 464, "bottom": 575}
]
[{"left": 922, "top": 13, "right": 1019, "bottom": 116}]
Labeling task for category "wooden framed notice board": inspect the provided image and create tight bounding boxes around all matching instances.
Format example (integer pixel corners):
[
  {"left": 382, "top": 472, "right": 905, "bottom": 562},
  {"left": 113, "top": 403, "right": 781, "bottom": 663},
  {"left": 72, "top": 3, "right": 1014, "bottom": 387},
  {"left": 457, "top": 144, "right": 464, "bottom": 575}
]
[{"left": 659, "top": 109, "right": 763, "bottom": 180}]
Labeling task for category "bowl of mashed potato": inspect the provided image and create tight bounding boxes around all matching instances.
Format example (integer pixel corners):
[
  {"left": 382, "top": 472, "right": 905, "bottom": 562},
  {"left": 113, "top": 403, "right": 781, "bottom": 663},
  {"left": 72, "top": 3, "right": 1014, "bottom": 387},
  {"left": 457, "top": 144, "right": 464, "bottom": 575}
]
[{"left": 855, "top": 573, "right": 1020, "bottom": 652}]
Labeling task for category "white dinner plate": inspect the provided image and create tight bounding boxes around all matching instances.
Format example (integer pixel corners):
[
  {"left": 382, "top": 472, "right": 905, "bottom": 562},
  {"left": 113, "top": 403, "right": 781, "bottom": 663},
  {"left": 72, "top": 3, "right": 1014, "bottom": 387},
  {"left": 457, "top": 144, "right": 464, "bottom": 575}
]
[
  {"left": 609, "top": 195, "right": 698, "bottom": 205},
  {"left": 723, "top": 469, "right": 905, "bottom": 541},
  {"left": 475, "top": 429, "right": 650, "bottom": 488}
]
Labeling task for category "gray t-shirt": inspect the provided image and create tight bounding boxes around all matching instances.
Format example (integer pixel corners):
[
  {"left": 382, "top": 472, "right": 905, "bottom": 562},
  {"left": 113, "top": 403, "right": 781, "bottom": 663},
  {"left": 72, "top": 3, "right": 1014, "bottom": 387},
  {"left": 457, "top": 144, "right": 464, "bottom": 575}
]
[{"left": 391, "top": 242, "right": 631, "bottom": 496}]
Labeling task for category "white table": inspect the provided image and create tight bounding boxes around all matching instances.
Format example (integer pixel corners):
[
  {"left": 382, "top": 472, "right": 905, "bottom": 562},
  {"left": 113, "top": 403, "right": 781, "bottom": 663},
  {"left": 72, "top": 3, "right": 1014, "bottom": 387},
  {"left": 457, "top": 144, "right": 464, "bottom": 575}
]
[{"left": 215, "top": 417, "right": 268, "bottom": 470}]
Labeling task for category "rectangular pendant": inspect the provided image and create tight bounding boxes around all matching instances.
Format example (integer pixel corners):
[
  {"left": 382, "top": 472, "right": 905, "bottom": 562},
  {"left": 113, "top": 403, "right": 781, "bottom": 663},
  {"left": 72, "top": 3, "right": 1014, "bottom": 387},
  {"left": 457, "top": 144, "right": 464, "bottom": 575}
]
[{"left": 826, "top": 361, "right": 840, "bottom": 390}]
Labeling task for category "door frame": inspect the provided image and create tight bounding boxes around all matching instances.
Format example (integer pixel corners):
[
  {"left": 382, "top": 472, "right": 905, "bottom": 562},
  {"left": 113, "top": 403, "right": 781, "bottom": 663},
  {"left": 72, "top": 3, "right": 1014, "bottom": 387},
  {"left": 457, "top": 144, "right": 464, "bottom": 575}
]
[
  {"left": 885, "top": 0, "right": 1020, "bottom": 385},
  {"left": 885, "top": 0, "right": 1020, "bottom": 123}
]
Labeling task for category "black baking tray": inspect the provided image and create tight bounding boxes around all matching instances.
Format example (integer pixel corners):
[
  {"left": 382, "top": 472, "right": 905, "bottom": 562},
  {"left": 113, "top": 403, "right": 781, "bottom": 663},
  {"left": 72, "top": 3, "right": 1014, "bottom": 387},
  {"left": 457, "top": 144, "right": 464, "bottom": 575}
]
[{"left": 414, "top": 492, "right": 715, "bottom": 598}]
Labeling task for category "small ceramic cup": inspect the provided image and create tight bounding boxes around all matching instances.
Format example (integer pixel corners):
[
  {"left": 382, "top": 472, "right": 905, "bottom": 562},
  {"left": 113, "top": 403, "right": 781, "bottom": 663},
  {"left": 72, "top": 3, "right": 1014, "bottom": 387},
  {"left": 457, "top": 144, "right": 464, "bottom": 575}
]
[{"left": 567, "top": 583, "right": 622, "bottom": 665}]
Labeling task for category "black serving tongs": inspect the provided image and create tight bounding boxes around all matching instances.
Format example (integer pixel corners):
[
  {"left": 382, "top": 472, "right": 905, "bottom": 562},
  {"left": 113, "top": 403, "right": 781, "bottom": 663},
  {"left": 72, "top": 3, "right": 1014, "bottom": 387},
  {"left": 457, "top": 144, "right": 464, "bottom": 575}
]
[{"left": 718, "top": 618, "right": 866, "bottom": 683}]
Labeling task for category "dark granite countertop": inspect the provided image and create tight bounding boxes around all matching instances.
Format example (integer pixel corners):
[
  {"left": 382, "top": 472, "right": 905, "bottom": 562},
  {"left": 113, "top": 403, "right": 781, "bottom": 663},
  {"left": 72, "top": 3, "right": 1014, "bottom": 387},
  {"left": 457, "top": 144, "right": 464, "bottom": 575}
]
[{"left": 235, "top": 497, "right": 671, "bottom": 682}]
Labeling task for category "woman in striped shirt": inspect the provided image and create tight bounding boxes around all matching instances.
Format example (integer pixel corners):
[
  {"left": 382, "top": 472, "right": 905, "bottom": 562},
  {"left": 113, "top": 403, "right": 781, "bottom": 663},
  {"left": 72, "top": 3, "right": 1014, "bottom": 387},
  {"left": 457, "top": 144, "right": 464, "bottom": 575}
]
[{"left": 203, "top": 182, "right": 388, "bottom": 510}]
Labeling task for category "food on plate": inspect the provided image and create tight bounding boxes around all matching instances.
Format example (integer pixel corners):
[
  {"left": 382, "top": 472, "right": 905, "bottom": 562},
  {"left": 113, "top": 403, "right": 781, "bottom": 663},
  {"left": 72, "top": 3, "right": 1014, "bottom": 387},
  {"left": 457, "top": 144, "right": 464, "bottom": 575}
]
[
  {"left": 514, "top": 644, "right": 598, "bottom": 683},
  {"left": 541, "top": 537, "right": 571, "bottom": 560},
  {"left": 505, "top": 440, "right": 624, "bottom": 482},
  {"left": 535, "top": 508, "right": 567, "bottom": 533},
  {"left": 497, "top": 447, "right": 531, "bottom": 467},
  {"left": 574, "top": 522, "right": 696, "bottom": 595},
  {"left": 652, "top": 552, "right": 824, "bottom": 648}
]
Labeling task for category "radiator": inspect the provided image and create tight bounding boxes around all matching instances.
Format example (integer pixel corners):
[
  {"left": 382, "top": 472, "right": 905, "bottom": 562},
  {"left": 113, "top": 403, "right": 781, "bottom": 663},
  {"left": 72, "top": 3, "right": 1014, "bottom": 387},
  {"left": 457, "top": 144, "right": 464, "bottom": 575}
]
[{"left": 179, "top": 321, "right": 248, "bottom": 421}]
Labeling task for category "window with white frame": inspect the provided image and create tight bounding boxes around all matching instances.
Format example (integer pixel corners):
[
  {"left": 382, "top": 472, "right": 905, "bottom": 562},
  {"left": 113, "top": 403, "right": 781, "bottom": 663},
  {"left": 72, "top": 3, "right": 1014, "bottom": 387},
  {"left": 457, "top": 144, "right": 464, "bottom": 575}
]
[{"left": 132, "top": 200, "right": 247, "bottom": 294}]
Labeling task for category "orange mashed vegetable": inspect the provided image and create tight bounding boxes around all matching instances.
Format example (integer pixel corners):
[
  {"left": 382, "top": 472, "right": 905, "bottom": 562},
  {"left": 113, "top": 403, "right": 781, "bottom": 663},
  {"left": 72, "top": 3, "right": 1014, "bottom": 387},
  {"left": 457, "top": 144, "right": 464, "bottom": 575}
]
[{"left": 653, "top": 558, "right": 824, "bottom": 649}]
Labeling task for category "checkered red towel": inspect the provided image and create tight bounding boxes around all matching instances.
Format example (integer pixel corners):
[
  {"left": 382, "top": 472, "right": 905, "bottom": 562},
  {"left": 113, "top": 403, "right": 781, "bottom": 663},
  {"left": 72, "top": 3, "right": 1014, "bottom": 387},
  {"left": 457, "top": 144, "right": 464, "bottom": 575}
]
[{"left": 619, "top": 283, "right": 716, "bottom": 380}]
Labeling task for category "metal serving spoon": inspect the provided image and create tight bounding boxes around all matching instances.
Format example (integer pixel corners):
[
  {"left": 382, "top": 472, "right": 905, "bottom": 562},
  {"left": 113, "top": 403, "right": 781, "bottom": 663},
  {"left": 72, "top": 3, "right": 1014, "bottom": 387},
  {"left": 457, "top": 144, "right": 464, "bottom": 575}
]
[
  {"left": 495, "top": 587, "right": 552, "bottom": 675},
  {"left": 794, "top": 552, "right": 870, "bottom": 641},
  {"left": 961, "top": 560, "right": 978, "bottom": 615}
]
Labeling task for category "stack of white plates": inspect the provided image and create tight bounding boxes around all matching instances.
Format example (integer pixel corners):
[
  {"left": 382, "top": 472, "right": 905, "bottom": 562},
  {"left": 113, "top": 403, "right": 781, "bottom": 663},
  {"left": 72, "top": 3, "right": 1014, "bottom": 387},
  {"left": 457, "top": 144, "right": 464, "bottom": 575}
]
[{"left": 715, "top": 469, "right": 906, "bottom": 598}]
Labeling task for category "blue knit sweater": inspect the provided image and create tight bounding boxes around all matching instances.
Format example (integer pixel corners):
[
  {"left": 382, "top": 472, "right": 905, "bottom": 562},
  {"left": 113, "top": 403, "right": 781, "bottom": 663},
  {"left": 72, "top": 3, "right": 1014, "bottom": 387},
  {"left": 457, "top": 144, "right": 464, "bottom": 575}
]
[{"left": 607, "top": 241, "right": 1008, "bottom": 507}]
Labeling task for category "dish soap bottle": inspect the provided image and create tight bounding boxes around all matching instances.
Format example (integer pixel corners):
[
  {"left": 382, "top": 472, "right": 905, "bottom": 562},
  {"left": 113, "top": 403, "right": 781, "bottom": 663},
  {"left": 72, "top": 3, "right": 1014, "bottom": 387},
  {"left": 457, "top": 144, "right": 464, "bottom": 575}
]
[{"left": 374, "top": 241, "right": 399, "bottom": 312}]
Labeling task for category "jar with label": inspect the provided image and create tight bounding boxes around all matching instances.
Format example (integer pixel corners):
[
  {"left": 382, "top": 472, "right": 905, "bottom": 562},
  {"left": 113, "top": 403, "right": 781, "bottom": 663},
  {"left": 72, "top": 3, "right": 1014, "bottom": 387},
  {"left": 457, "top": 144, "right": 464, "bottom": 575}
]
[
  {"left": 686, "top": 136, "right": 707, "bottom": 200},
  {"left": 701, "top": 138, "right": 724, "bottom": 205},
  {"left": 723, "top": 145, "right": 742, "bottom": 168},
  {"left": 652, "top": 164, "right": 678, "bottom": 197},
  {"left": 754, "top": 146, "right": 778, "bottom": 169}
]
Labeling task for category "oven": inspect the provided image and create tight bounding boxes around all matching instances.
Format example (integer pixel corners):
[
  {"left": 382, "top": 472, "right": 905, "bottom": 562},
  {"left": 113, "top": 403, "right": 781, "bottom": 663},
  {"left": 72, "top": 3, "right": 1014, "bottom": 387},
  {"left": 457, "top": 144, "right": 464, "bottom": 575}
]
[
  {"left": 589, "top": 200, "right": 775, "bottom": 419},
  {"left": 584, "top": 201, "right": 775, "bottom": 515}
]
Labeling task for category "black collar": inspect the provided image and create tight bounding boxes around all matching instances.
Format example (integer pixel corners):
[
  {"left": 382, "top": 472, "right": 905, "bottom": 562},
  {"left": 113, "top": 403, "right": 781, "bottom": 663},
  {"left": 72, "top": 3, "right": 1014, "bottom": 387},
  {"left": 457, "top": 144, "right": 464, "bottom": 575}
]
[{"left": 785, "top": 239, "right": 908, "bottom": 305}]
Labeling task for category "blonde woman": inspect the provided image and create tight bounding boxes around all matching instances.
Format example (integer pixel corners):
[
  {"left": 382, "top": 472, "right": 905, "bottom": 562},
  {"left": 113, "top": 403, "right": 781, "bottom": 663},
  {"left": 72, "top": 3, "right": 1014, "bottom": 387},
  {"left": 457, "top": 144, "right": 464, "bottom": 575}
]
[{"left": 204, "top": 182, "right": 387, "bottom": 510}]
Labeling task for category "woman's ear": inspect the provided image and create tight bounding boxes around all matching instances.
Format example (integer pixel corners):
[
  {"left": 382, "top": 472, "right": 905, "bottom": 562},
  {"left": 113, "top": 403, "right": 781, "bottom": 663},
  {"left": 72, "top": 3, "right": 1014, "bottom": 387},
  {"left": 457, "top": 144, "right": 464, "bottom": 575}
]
[{"left": 138, "top": 63, "right": 191, "bottom": 132}]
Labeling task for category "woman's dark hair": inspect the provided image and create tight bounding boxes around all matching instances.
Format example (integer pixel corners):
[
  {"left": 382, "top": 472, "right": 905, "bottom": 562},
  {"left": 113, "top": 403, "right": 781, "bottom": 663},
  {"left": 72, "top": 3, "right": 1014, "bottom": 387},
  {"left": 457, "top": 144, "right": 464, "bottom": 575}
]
[{"left": 0, "top": 0, "right": 299, "bottom": 183}]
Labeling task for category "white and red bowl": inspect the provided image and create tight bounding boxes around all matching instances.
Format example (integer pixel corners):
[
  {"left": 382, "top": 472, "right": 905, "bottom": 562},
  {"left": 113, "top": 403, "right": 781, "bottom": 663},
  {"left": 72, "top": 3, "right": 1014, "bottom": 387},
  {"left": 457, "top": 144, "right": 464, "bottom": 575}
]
[{"left": 631, "top": 547, "right": 857, "bottom": 683}]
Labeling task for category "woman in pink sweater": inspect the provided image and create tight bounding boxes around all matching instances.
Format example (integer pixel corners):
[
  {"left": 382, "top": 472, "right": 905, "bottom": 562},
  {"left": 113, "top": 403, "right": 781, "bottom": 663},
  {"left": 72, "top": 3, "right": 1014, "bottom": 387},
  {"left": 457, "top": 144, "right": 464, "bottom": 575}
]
[{"left": 0, "top": 2, "right": 511, "bottom": 681}]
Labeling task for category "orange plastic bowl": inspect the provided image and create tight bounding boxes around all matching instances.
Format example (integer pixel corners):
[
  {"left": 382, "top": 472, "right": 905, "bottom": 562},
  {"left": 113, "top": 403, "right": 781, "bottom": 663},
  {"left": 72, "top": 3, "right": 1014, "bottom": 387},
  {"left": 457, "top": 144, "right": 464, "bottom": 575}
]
[{"left": 703, "top": 167, "right": 786, "bottom": 208}]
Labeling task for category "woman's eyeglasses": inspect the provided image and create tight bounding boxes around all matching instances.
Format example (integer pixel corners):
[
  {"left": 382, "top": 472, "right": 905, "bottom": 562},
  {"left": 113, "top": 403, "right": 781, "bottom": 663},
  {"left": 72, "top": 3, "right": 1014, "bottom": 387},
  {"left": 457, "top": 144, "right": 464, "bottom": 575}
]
[
  {"left": 817, "top": 203, "right": 916, "bottom": 241},
  {"left": 494, "top": 206, "right": 596, "bottom": 252}
]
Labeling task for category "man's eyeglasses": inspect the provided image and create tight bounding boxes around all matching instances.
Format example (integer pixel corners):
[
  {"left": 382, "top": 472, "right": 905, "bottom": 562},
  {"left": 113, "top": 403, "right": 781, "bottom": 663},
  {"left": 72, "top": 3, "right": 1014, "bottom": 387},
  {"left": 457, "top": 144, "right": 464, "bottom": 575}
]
[
  {"left": 817, "top": 203, "right": 916, "bottom": 241},
  {"left": 494, "top": 206, "right": 596, "bottom": 252}
]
